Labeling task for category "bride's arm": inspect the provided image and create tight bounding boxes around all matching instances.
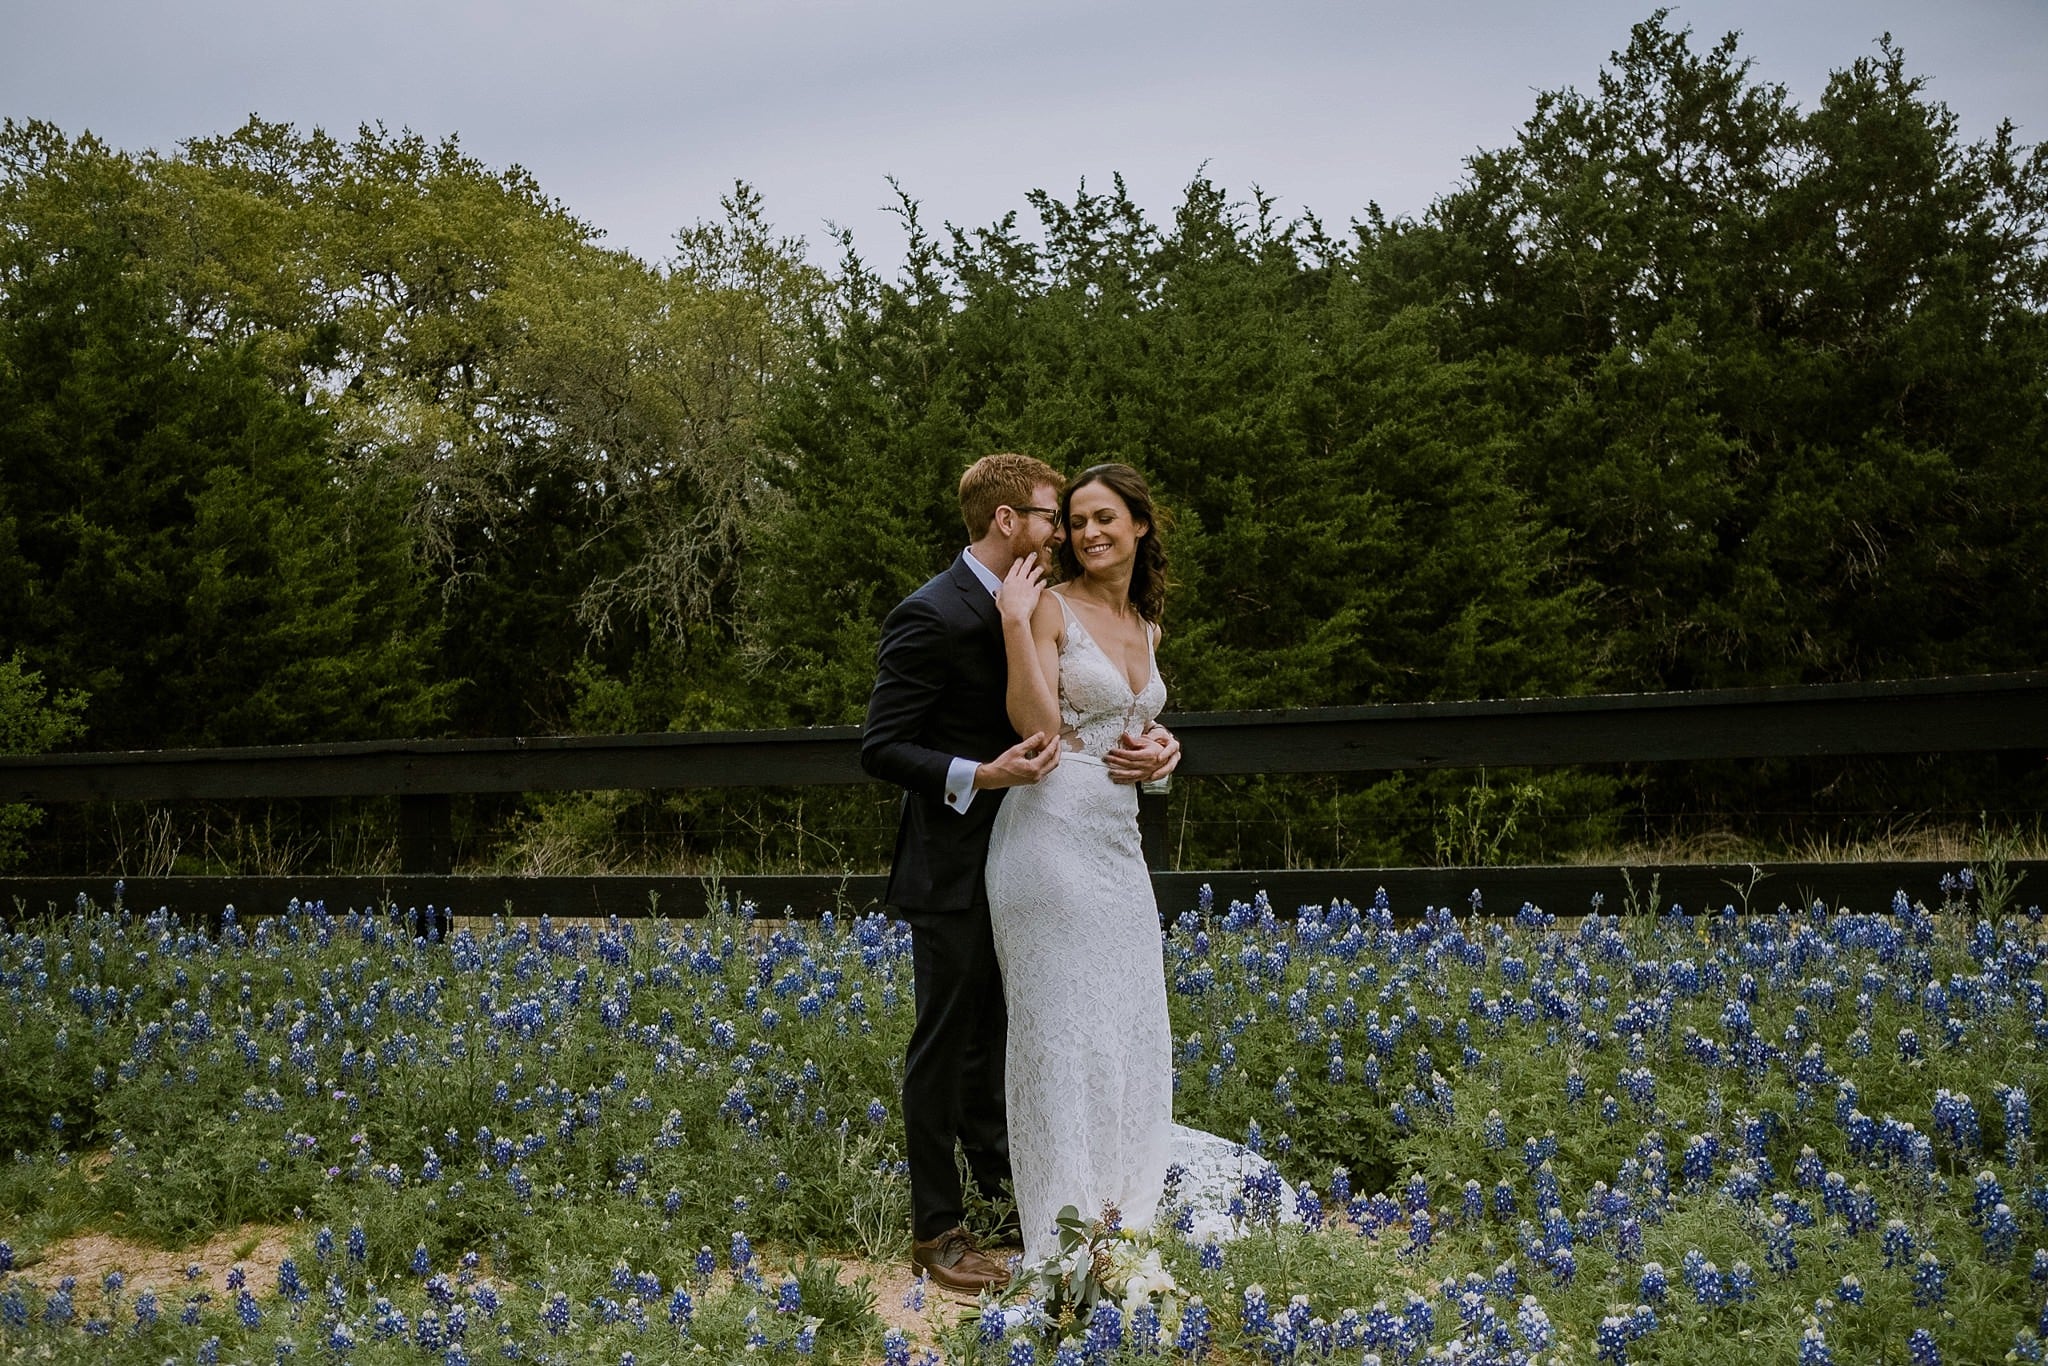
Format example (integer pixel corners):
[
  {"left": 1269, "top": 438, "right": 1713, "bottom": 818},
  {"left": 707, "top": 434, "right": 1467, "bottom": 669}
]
[
  {"left": 1005, "top": 595, "right": 1063, "bottom": 740},
  {"left": 997, "top": 563, "right": 1063, "bottom": 740}
]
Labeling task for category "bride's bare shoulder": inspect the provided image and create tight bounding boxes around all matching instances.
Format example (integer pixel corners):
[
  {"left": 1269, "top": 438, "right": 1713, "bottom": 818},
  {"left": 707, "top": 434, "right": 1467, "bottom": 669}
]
[{"left": 1035, "top": 586, "right": 1066, "bottom": 640}]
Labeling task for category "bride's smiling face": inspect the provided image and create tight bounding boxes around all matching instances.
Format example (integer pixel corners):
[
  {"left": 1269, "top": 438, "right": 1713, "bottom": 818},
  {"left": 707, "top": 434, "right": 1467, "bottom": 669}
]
[{"left": 1066, "top": 480, "right": 1148, "bottom": 578}]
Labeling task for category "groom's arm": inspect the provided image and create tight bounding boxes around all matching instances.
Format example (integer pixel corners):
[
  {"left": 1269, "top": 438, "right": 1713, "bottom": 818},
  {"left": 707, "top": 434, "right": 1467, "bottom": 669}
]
[
  {"left": 861, "top": 594, "right": 957, "bottom": 802},
  {"left": 862, "top": 592, "right": 1058, "bottom": 806}
]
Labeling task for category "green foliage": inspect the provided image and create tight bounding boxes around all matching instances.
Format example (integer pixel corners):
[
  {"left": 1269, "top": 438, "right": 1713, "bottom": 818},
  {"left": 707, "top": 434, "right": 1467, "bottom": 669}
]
[
  {"left": 1413, "top": 13, "right": 2048, "bottom": 690},
  {"left": 0, "top": 123, "right": 448, "bottom": 749},
  {"left": 0, "top": 655, "right": 86, "bottom": 870},
  {"left": 4, "top": 9, "right": 2047, "bottom": 874},
  {"left": 5, "top": 890, "right": 2045, "bottom": 1363}
]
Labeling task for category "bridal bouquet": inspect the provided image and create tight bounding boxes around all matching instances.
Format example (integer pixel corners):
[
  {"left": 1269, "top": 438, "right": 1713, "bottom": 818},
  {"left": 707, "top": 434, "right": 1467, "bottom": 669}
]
[{"left": 1007, "top": 1203, "right": 1184, "bottom": 1339}]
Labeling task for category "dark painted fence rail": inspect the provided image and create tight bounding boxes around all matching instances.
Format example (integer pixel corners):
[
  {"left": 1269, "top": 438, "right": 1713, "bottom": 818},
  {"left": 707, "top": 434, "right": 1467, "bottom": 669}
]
[{"left": 2, "top": 672, "right": 2043, "bottom": 919}]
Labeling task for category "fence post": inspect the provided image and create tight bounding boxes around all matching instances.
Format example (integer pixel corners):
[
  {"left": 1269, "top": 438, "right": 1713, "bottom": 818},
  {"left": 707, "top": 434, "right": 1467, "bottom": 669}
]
[
  {"left": 398, "top": 795, "right": 453, "bottom": 875},
  {"left": 1139, "top": 786, "right": 1171, "bottom": 872}
]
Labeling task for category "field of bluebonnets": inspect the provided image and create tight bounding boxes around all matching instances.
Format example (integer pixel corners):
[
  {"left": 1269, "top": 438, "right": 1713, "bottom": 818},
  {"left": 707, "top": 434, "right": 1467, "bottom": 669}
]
[{"left": 2, "top": 876, "right": 2046, "bottom": 1364}]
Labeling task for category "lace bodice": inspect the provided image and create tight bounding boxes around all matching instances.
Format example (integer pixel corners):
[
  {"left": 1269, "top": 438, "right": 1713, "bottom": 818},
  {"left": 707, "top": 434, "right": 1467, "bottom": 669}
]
[{"left": 1056, "top": 593, "right": 1167, "bottom": 759}]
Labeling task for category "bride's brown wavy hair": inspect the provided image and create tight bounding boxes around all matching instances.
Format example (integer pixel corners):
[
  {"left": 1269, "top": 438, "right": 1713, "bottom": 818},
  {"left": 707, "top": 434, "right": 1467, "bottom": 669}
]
[{"left": 1054, "top": 463, "right": 1170, "bottom": 623}]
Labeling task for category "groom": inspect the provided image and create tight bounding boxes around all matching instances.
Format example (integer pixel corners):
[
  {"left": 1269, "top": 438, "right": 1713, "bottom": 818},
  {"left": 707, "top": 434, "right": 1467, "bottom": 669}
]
[{"left": 860, "top": 452, "right": 1067, "bottom": 1293}]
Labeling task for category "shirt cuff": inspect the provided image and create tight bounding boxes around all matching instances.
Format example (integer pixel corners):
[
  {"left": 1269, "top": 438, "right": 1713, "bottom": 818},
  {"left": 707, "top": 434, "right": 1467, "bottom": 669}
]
[{"left": 943, "top": 756, "right": 979, "bottom": 814}]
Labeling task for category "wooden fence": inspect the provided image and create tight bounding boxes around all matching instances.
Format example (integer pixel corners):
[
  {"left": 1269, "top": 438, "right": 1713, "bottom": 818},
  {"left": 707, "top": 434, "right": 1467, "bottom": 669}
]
[{"left": 3, "top": 671, "right": 2043, "bottom": 919}]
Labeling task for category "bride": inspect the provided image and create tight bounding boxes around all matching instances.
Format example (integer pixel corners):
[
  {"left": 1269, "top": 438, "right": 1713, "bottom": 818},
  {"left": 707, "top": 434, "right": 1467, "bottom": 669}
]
[{"left": 985, "top": 463, "right": 1181, "bottom": 1264}]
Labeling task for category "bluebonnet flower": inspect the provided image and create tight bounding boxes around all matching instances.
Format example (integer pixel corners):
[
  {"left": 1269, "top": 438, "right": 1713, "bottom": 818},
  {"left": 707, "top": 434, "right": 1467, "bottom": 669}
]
[
  {"left": 1241, "top": 1284, "right": 1271, "bottom": 1339},
  {"left": 1295, "top": 1182, "right": 1323, "bottom": 1231},
  {"left": 1973, "top": 1170, "right": 2008, "bottom": 1226},
  {"left": 729, "top": 1230, "right": 754, "bottom": 1276},
  {"left": 2000, "top": 1084, "right": 2033, "bottom": 1167},
  {"left": 1986, "top": 1204, "right": 2022, "bottom": 1261},
  {"left": 882, "top": 1329, "right": 911, "bottom": 1366},
  {"left": 1595, "top": 1314, "right": 1633, "bottom": 1365},
  {"left": 1799, "top": 1323, "right": 1835, "bottom": 1365},
  {"left": 1681, "top": 1252, "right": 1724, "bottom": 1308},
  {"left": 1764, "top": 1214, "right": 1798, "bottom": 1273},
  {"left": 1933, "top": 1090, "right": 1981, "bottom": 1157},
  {"left": 1084, "top": 1301, "right": 1124, "bottom": 1356},
  {"left": 1911, "top": 1251, "right": 1947, "bottom": 1306},
  {"left": 1176, "top": 1296, "right": 1212, "bottom": 1357},
  {"left": 1907, "top": 1327, "right": 1941, "bottom": 1365}
]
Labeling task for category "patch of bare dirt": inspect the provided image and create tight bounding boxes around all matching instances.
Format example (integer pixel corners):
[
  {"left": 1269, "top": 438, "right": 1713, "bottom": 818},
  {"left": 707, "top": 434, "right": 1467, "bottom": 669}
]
[
  {"left": 831, "top": 1238, "right": 1023, "bottom": 1341},
  {"left": 17, "top": 1224, "right": 295, "bottom": 1306},
  {"left": 16, "top": 1230, "right": 1015, "bottom": 1361}
]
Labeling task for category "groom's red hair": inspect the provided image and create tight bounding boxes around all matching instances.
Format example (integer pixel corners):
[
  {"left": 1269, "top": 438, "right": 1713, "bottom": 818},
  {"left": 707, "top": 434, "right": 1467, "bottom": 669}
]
[{"left": 959, "top": 452, "right": 1064, "bottom": 539}]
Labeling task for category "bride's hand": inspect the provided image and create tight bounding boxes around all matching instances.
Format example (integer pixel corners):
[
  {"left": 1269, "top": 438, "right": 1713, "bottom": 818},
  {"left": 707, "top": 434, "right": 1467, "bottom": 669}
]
[
  {"left": 1144, "top": 725, "right": 1181, "bottom": 780},
  {"left": 1104, "top": 728, "right": 1166, "bottom": 784},
  {"left": 1106, "top": 725, "right": 1180, "bottom": 785},
  {"left": 997, "top": 556, "right": 1044, "bottom": 627}
]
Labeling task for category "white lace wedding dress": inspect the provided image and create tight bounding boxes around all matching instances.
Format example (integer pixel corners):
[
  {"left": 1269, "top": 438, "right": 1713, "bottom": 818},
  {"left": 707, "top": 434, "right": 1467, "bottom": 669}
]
[{"left": 986, "top": 593, "right": 1290, "bottom": 1262}]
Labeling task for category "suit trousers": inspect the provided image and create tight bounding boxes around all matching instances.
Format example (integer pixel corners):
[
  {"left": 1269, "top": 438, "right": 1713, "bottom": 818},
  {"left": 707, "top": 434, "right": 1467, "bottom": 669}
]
[{"left": 901, "top": 904, "right": 1013, "bottom": 1240}]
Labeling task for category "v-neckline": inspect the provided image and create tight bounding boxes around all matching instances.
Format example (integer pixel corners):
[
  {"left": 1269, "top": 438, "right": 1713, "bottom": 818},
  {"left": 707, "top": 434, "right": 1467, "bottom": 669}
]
[{"left": 1057, "top": 591, "right": 1153, "bottom": 698}]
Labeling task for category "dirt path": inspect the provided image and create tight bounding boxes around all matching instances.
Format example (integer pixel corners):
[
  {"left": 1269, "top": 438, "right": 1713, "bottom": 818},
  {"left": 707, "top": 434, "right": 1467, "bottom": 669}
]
[
  {"left": 12, "top": 1224, "right": 296, "bottom": 1307},
  {"left": 17, "top": 1227, "right": 990, "bottom": 1354}
]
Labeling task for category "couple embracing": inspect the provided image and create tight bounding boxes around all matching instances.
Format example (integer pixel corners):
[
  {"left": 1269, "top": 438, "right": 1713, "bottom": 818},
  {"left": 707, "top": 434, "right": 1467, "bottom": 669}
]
[{"left": 860, "top": 453, "right": 1181, "bottom": 1292}]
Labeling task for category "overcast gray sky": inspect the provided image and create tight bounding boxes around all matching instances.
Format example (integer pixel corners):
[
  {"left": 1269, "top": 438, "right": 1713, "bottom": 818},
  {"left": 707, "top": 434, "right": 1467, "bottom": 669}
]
[{"left": 7, "top": 1, "right": 2046, "bottom": 269}]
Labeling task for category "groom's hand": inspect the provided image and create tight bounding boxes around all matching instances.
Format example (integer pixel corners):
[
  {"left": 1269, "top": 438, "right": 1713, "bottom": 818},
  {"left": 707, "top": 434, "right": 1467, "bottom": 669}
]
[
  {"left": 1105, "top": 726, "right": 1180, "bottom": 785},
  {"left": 974, "top": 731, "right": 1060, "bottom": 789}
]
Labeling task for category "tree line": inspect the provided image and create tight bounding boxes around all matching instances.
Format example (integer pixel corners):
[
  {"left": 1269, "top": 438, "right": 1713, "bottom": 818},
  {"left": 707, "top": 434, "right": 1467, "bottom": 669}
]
[{"left": 4, "top": 14, "right": 2044, "bottom": 874}]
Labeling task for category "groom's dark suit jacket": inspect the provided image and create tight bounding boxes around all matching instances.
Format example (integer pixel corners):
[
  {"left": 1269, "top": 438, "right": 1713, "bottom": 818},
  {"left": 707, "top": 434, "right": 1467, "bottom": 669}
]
[{"left": 861, "top": 553, "right": 1018, "bottom": 913}]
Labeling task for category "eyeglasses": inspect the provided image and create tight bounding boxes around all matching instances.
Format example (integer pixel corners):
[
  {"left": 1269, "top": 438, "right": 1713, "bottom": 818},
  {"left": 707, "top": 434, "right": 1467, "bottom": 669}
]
[{"left": 1006, "top": 505, "right": 1060, "bottom": 525}]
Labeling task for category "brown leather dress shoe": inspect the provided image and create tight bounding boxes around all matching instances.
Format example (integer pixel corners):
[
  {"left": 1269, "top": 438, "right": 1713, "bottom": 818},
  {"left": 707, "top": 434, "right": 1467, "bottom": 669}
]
[{"left": 910, "top": 1225, "right": 1010, "bottom": 1295}]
